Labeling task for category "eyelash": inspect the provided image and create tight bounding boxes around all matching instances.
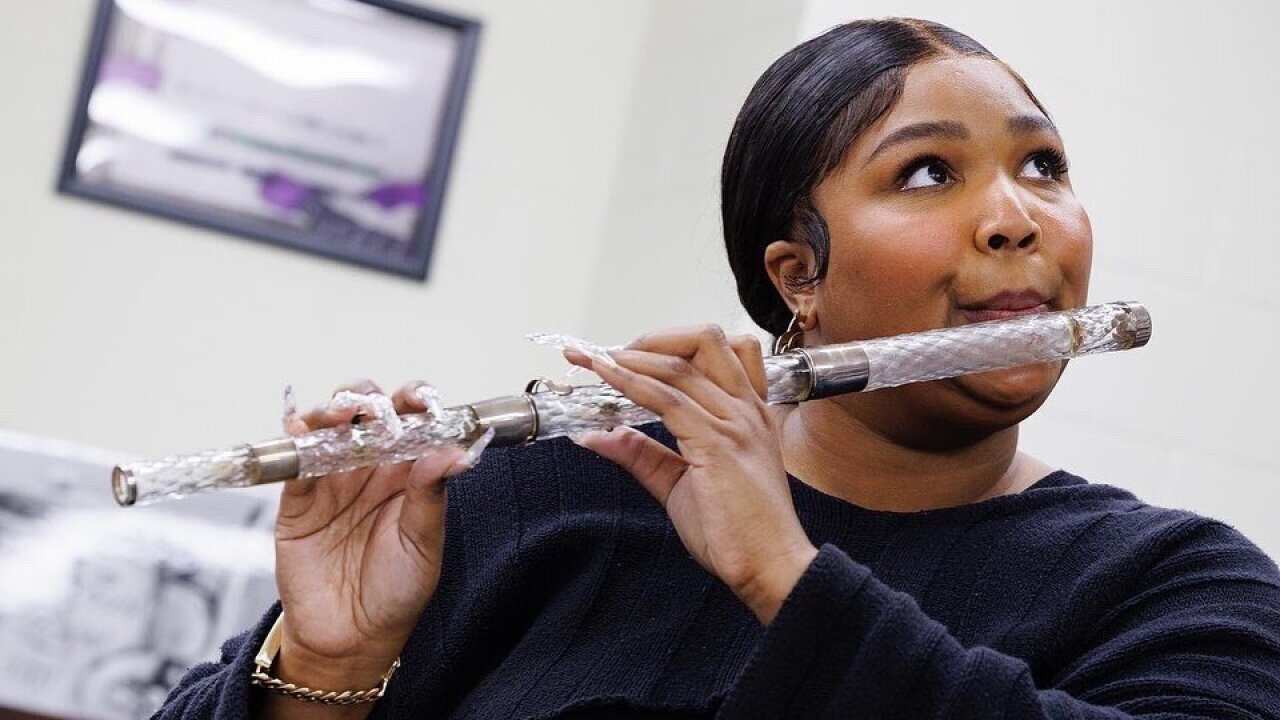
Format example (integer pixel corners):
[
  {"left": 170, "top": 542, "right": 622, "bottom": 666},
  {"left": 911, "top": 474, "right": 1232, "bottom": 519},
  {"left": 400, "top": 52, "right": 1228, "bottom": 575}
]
[
  {"left": 1028, "top": 147, "right": 1069, "bottom": 180},
  {"left": 895, "top": 154, "right": 951, "bottom": 190},
  {"left": 893, "top": 147, "right": 1071, "bottom": 190}
]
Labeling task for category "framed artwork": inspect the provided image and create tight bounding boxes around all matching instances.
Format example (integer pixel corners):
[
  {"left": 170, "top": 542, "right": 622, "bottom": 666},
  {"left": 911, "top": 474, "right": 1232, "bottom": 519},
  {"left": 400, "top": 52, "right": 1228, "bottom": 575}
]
[{"left": 57, "top": 0, "right": 481, "bottom": 280}]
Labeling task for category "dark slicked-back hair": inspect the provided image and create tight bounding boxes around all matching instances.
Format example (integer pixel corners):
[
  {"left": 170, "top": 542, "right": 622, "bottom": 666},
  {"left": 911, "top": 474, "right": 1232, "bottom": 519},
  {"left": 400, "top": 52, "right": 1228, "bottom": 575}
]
[{"left": 722, "top": 18, "right": 1044, "bottom": 337}]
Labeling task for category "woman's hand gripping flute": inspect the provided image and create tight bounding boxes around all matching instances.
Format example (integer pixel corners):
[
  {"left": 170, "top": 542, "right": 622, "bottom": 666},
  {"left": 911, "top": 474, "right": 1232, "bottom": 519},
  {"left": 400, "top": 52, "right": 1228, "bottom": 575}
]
[{"left": 565, "top": 325, "right": 819, "bottom": 624}]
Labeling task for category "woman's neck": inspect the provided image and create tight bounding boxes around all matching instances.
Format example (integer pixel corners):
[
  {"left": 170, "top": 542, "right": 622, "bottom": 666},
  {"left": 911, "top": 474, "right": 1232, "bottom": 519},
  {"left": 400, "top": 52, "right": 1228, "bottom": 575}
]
[{"left": 774, "top": 400, "right": 1053, "bottom": 512}]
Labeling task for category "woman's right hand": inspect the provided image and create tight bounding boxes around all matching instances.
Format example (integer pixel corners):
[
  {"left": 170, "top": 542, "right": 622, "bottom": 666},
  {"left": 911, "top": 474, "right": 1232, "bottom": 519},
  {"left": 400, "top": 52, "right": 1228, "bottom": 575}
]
[{"left": 268, "top": 379, "right": 485, "bottom": 693}]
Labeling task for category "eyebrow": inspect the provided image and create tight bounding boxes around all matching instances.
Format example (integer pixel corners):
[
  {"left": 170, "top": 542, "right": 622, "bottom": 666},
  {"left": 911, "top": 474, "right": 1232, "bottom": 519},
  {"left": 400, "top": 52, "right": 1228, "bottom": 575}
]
[
  {"left": 864, "top": 121, "right": 968, "bottom": 166},
  {"left": 1007, "top": 114, "right": 1059, "bottom": 137},
  {"left": 862, "top": 114, "right": 1062, "bottom": 167}
]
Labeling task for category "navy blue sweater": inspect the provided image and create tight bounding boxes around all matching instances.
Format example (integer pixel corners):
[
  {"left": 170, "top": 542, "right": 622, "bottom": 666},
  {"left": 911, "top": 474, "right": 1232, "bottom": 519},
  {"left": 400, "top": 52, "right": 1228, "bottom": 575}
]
[{"left": 154, "top": 422, "right": 1280, "bottom": 719}]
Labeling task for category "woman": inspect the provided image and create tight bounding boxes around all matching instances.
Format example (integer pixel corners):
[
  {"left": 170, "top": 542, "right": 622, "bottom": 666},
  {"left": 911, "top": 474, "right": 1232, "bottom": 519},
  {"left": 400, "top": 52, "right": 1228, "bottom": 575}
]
[{"left": 157, "top": 18, "right": 1280, "bottom": 719}]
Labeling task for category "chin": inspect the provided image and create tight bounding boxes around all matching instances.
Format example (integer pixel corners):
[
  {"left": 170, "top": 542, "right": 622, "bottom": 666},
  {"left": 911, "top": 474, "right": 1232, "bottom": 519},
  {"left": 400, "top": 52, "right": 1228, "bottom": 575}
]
[{"left": 947, "top": 361, "right": 1062, "bottom": 417}]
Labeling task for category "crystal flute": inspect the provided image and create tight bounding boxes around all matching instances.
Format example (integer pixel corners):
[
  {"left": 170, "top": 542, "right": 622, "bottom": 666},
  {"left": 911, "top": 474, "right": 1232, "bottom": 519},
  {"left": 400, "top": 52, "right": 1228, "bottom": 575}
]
[{"left": 112, "top": 301, "right": 1151, "bottom": 507}]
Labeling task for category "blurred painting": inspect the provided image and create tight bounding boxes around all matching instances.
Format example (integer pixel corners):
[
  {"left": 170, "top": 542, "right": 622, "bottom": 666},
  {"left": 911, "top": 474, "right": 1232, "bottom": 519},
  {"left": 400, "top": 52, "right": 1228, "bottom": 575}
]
[{"left": 58, "top": 0, "right": 480, "bottom": 279}]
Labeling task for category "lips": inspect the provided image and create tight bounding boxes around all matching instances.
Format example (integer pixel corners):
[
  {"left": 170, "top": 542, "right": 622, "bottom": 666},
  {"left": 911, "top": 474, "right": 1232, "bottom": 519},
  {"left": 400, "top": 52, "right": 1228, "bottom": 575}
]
[{"left": 958, "top": 289, "right": 1052, "bottom": 324}]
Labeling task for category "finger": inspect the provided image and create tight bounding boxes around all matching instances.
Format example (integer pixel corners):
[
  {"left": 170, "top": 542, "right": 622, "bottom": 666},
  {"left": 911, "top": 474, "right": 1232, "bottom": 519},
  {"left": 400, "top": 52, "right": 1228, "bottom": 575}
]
[
  {"left": 564, "top": 347, "right": 595, "bottom": 369},
  {"left": 398, "top": 445, "right": 467, "bottom": 567},
  {"left": 529, "top": 332, "right": 621, "bottom": 370},
  {"left": 278, "top": 387, "right": 322, "bottom": 500},
  {"left": 333, "top": 378, "right": 384, "bottom": 397},
  {"left": 279, "top": 474, "right": 320, "bottom": 503},
  {"left": 570, "top": 427, "right": 686, "bottom": 507},
  {"left": 404, "top": 445, "right": 466, "bottom": 499},
  {"left": 418, "top": 384, "right": 445, "bottom": 418},
  {"left": 728, "top": 335, "right": 768, "bottom": 402},
  {"left": 586, "top": 353, "right": 730, "bottom": 442},
  {"left": 624, "top": 325, "right": 757, "bottom": 401},
  {"left": 281, "top": 385, "right": 307, "bottom": 435},
  {"left": 330, "top": 379, "right": 384, "bottom": 424},
  {"left": 278, "top": 386, "right": 316, "bottom": 493},
  {"left": 330, "top": 390, "right": 404, "bottom": 438},
  {"left": 298, "top": 378, "right": 383, "bottom": 429},
  {"left": 565, "top": 344, "right": 741, "bottom": 419},
  {"left": 284, "top": 414, "right": 311, "bottom": 437},
  {"left": 391, "top": 380, "right": 441, "bottom": 416},
  {"left": 605, "top": 348, "right": 741, "bottom": 421},
  {"left": 298, "top": 393, "right": 397, "bottom": 433},
  {"left": 445, "top": 426, "right": 496, "bottom": 477},
  {"left": 300, "top": 401, "right": 363, "bottom": 430}
]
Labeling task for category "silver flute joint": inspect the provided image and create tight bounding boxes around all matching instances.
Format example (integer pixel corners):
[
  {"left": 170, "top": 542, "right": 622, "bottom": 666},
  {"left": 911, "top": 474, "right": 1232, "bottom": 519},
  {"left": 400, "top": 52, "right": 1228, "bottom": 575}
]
[
  {"left": 468, "top": 395, "right": 538, "bottom": 446},
  {"left": 251, "top": 438, "right": 302, "bottom": 484},
  {"left": 794, "top": 346, "right": 870, "bottom": 400}
]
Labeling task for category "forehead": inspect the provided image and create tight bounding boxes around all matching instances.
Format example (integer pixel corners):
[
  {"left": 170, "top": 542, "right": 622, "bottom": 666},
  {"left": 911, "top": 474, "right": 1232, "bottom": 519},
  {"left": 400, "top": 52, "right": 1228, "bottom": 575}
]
[{"left": 876, "top": 56, "right": 1044, "bottom": 135}]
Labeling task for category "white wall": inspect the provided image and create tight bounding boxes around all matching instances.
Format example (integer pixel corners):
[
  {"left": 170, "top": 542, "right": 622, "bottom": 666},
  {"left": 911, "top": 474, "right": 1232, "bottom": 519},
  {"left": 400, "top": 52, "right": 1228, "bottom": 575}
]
[
  {"left": 801, "top": 1, "right": 1280, "bottom": 557},
  {"left": 0, "top": 0, "right": 800, "bottom": 457},
  {"left": 583, "top": 2, "right": 803, "bottom": 340}
]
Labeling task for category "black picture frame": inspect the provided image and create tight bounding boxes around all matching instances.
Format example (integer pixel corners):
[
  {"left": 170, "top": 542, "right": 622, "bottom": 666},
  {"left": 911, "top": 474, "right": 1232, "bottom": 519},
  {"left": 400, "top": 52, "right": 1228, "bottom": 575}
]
[{"left": 57, "top": 0, "right": 481, "bottom": 281}]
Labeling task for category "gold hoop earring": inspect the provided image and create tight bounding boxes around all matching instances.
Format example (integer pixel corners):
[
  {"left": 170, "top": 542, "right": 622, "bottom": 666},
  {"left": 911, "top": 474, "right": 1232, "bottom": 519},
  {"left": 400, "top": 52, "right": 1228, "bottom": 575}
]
[{"left": 772, "top": 312, "right": 806, "bottom": 354}]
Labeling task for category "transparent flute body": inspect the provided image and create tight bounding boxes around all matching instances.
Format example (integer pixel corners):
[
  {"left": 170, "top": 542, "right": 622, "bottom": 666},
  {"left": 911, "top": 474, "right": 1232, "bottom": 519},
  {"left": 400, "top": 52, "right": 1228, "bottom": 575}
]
[{"left": 112, "top": 302, "right": 1150, "bottom": 507}]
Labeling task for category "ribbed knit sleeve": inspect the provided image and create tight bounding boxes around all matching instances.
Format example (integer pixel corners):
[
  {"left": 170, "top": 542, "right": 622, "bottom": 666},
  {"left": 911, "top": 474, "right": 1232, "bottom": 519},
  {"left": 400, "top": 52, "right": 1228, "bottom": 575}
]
[
  {"left": 150, "top": 601, "right": 281, "bottom": 720},
  {"left": 717, "top": 521, "right": 1280, "bottom": 719}
]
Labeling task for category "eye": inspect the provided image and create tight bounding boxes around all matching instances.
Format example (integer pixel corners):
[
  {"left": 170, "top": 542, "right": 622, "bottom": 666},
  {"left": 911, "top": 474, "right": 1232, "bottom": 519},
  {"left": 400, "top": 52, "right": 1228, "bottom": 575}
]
[
  {"left": 1019, "top": 148, "right": 1069, "bottom": 181},
  {"left": 899, "top": 158, "right": 953, "bottom": 190}
]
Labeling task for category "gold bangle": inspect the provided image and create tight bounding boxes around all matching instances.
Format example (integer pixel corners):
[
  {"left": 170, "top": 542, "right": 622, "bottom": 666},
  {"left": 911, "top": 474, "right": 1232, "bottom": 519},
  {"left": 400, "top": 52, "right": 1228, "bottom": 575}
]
[{"left": 250, "top": 612, "right": 401, "bottom": 705}]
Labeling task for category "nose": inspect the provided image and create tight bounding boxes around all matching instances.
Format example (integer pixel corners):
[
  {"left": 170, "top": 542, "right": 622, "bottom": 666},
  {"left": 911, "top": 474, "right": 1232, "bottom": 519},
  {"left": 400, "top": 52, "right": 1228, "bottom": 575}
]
[{"left": 974, "top": 179, "right": 1040, "bottom": 254}]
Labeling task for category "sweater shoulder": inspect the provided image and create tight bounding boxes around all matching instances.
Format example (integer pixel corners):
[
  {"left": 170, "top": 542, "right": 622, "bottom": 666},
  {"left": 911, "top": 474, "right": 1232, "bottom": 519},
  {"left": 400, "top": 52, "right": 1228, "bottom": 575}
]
[
  {"left": 1112, "top": 505, "right": 1280, "bottom": 583},
  {"left": 1025, "top": 476, "right": 1280, "bottom": 639},
  {"left": 1053, "top": 472, "right": 1278, "bottom": 577}
]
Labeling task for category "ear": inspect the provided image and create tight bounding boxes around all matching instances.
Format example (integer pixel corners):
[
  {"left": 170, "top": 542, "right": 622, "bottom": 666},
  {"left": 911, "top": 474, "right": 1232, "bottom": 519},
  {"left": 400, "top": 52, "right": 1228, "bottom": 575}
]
[{"left": 763, "top": 240, "right": 818, "bottom": 326}]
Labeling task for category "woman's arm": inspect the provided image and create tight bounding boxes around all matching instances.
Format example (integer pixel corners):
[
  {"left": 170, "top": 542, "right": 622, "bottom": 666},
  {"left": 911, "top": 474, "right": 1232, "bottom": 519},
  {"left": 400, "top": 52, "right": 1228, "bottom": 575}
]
[
  {"left": 154, "top": 601, "right": 396, "bottom": 720},
  {"left": 150, "top": 602, "right": 275, "bottom": 719},
  {"left": 718, "top": 521, "right": 1280, "bottom": 719}
]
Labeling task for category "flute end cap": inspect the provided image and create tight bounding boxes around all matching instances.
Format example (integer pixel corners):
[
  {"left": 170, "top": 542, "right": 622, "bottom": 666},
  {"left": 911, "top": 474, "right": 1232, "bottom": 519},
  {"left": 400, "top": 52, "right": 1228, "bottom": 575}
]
[
  {"left": 1119, "top": 301, "right": 1152, "bottom": 348},
  {"left": 112, "top": 466, "right": 138, "bottom": 506}
]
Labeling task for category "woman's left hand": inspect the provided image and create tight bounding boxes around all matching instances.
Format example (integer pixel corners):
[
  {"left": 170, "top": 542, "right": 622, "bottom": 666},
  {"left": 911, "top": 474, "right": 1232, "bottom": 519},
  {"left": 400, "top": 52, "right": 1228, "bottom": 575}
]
[{"left": 564, "top": 325, "right": 818, "bottom": 624}]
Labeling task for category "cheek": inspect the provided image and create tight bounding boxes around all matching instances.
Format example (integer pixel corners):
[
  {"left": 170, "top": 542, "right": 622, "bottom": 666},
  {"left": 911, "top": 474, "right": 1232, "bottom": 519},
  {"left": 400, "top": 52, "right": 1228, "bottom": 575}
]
[
  {"left": 822, "top": 204, "right": 965, "bottom": 333},
  {"left": 1041, "top": 201, "right": 1094, "bottom": 303}
]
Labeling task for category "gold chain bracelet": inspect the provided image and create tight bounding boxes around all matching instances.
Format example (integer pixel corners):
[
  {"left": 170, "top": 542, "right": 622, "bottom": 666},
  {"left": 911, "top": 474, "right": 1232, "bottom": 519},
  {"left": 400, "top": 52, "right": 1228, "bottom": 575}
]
[{"left": 250, "top": 612, "right": 401, "bottom": 705}]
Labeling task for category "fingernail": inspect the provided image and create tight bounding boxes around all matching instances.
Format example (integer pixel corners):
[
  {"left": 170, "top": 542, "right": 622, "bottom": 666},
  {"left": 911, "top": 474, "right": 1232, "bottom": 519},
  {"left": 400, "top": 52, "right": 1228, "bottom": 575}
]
[
  {"left": 371, "top": 394, "right": 405, "bottom": 440},
  {"left": 588, "top": 350, "right": 619, "bottom": 370},
  {"left": 281, "top": 384, "right": 298, "bottom": 431},
  {"left": 530, "top": 333, "right": 622, "bottom": 372},
  {"left": 329, "top": 390, "right": 359, "bottom": 411},
  {"left": 415, "top": 383, "right": 444, "bottom": 418},
  {"left": 457, "top": 426, "right": 496, "bottom": 469},
  {"left": 569, "top": 429, "right": 613, "bottom": 445}
]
